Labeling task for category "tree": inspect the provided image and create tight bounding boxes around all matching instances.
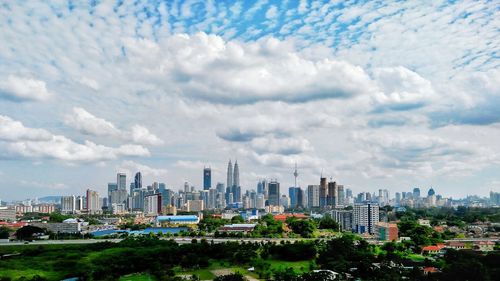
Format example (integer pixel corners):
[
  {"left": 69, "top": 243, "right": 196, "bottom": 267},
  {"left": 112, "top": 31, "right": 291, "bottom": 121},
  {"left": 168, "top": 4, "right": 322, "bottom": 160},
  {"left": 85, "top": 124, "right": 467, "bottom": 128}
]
[
  {"left": 231, "top": 215, "right": 245, "bottom": 224},
  {"left": 317, "top": 214, "right": 339, "bottom": 230},
  {"left": 15, "top": 226, "right": 46, "bottom": 241},
  {"left": 287, "top": 218, "right": 316, "bottom": 238},
  {"left": 213, "top": 273, "right": 246, "bottom": 281},
  {"left": 0, "top": 226, "right": 11, "bottom": 239}
]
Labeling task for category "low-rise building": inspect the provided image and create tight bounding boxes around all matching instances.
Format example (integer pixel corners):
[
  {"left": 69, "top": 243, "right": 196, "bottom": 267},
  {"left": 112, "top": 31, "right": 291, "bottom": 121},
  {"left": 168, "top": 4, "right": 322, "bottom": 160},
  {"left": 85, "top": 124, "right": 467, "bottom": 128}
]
[
  {"left": 157, "top": 215, "right": 199, "bottom": 225},
  {"left": 446, "top": 241, "right": 466, "bottom": 250},
  {"left": 377, "top": 222, "right": 398, "bottom": 241},
  {"left": 218, "top": 224, "right": 256, "bottom": 234},
  {"left": 30, "top": 221, "right": 84, "bottom": 234},
  {"left": 0, "top": 207, "right": 16, "bottom": 221},
  {"left": 422, "top": 244, "right": 445, "bottom": 255},
  {"left": 474, "top": 241, "right": 495, "bottom": 251}
]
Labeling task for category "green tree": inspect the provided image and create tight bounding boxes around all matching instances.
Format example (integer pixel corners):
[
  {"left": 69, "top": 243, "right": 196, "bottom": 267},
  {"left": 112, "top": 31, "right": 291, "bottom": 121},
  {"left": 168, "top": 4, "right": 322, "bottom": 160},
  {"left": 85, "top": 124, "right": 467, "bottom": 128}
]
[
  {"left": 15, "top": 226, "right": 46, "bottom": 241},
  {"left": 0, "top": 226, "right": 11, "bottom": 239},
  {"left": 287, "top": 218, "right": 316, "bottom": 238}
]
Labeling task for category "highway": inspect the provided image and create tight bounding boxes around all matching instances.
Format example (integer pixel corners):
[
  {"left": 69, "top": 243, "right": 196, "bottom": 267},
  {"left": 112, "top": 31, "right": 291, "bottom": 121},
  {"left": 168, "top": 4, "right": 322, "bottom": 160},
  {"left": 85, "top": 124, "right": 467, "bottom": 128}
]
[{"left": 0, "top": 237, "right": 316, "bottom": 246}]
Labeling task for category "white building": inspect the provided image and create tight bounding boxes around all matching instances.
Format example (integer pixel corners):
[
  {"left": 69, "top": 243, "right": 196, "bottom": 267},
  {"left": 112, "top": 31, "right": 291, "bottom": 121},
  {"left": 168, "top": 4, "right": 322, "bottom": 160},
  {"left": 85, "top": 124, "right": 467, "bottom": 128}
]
[
  {"left": 61, "top": 195, "right": 76, "bottom": 214},
  {"left": 86, "top": 189, "right": 101, "bottom": 214},
  {"left": 353, "top": 203, "right": 379, "bottom": 234},
  {"left": 307, "top": 185, "right": 320, "bottom": 208}
]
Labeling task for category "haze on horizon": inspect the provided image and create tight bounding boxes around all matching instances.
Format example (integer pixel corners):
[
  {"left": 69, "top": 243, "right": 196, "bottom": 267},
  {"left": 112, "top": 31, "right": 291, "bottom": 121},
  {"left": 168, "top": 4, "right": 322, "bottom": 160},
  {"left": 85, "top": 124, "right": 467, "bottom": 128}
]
[{"left": 0, "top": 1, "right": 499, "bottom": 201}]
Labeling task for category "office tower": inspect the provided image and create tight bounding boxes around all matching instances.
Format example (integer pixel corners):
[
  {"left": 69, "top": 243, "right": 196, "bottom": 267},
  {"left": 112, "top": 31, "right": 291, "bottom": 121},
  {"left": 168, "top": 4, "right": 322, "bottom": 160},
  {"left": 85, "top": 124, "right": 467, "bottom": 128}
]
[
  {"left": 289, "top": 187, "right": 298, "bottom": 208},
  {"left": 187, "top": 200, "right": 204, "bottom": 212},
  {"left": 199, "top": 190, "right": 209, "bottom": 209},
  {"left": 327, "top": 180, "right": 337, "bottom": 207},
  {"left": 280, "top": 195, "right": 290, "bottom": 208},
  {"left": 203, "top": 167, "right": 211, "bottom": 190},
  {"left": 332, "top": 209, "right": 353, "bottom": 231},
  {"left": 413, "top": 188, "right": 421, "bottom": 199},
  {"left": 129, "top": 182, "right": 135, "bottom": 196},
  {"left": 353, "top": 203, "right": 379, "bottom": 234},
  {"left": 61, "top": 195, "right": 76, "bottom": 214},
  {"left": 207, "top": 188, "right": 217, "bottom": 209},
  {"left": 337, "top": 185, "right": 345, "bottom": 205},
  {"left": 232, "top": 185, "right": 242, "bottom": 203},
  {"left": 256, "top": 194, "right": 265, "bottom": 209},
  {"left": 107, "top": 183, "right": 117, "bottom": 205},
  {"left": 227, "top": 160, "right": 233, "bottom": 189},
  {"left": 346, "top": 188, "right": 353, "bottom": 199},
  {"left": 144, "top": 193, "right": 162, "bottom": 216},
  {"left": 134, "top": 172, "right": 142, "bottom": 190},
  {"left": 366, "top": 192, "right": 372, "bottom": 202},
  {"left": 427, "top": 187, "right": 435, "bottom": 196},
  {"left": 117, "top": 173, "right": 126, "bottom": 191},
  {"left": 216, "top": 182, "right": 225, "bottom": 194},
  {"left": 267, "top": 180, "right": 280, "bottom": 206},
  {"left": 307, "top": 185, "right": 320, "bottom": 208},
  {"left": 86, "top": 189, "right": 101, "bottom": 214},
  {"left": 296, "top": 187, "right": 304, "bottom": 208},
  {"left": 395, "top": 192, "right": 401, "bottom": 204},
  {"left": 257, "top": 180, "right": 268, "bottom": 199},
  {"left": 320, "top": 176, "right": 327, "bottom": 208},
  {"left": 233, "top": 160, "right": 239, "bottom": 187},
  {"left": 490, "top": 191, "right": 500, "bottom": 205}
]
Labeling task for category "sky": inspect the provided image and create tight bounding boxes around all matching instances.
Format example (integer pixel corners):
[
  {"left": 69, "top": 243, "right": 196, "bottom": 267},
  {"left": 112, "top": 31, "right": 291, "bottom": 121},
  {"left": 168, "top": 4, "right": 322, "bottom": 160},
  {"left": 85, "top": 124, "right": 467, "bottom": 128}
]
[{"left": 0, "top": 0, "right": 499, "bottom": 201}]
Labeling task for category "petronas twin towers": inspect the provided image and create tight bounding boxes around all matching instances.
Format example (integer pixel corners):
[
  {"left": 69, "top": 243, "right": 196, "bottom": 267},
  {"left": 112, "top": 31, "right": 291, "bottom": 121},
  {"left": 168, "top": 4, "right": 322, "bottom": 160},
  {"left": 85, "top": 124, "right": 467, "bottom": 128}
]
[
  {"left": 226, "top": 159, "right": 241, "bottom": 203},
  {"left": 226, "top": 159, "right": 239, "bottom": 188}
]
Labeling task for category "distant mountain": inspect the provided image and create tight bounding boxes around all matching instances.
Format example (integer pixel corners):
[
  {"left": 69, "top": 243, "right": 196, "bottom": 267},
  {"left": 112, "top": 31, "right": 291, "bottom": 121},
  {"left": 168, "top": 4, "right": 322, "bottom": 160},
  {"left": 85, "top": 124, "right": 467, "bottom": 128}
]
[{"left": 38, "top": 196, "right": 61, "bottom": 203}]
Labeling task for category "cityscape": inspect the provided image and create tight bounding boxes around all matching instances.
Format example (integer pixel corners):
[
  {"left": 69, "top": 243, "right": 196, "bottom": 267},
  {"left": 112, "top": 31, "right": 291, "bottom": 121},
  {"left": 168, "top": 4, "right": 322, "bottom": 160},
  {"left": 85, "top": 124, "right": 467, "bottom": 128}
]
[{"left": 1, "top": 1, "right": 499, "bottom": 281}]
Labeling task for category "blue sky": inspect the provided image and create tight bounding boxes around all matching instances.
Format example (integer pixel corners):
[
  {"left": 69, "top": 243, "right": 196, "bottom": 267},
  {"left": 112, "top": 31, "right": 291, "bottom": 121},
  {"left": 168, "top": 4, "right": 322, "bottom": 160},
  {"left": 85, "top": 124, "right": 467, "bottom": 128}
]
[{"left": 0, "top": 0, "right": 499, "bottom": 200}]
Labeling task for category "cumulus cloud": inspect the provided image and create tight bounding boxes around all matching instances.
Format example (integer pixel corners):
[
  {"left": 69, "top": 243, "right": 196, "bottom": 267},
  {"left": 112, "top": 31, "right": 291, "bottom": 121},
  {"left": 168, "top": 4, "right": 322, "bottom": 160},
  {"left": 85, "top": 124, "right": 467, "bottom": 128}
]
[
  {"left": 372, "top": 66, "right": 436, "bottom": 112},
  {"left": 117, "top": 160, "right": 168, "bottom": 178},
  {"left": 0, "top": 75, "right": 52, "bottom": 101},
  {"left": 65, "top": 107, "right": 163, "bottom": 145},
  {"left": 250, "top": 137, "right": 313, "bottom": 155},
  {"left": 1, "top": 114, "right": 150, "bottom": 162},
  {"left": 123, "top": 33, "right": 376, "bottom": 104},
  {"left": 0, "top": 115, "right": 52, "bottom": 141}
]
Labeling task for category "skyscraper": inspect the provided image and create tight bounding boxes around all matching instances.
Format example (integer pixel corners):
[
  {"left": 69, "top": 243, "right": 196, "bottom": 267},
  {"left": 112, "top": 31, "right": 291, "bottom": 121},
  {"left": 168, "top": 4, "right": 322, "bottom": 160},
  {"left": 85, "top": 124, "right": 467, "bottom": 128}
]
[
  {"left": 86, "top": 189, "right": 101, "bottom": 214},
  {"left": 134, "top": 172, "right": 142, "bottom": 190},
  {"left": 413, "top": 188, "right": 421, "bottom": 199},
  {"left": 337, "top": 185, "right": 345, "bottom": 205},
  {"left": 117, "top": 173, "right": 126, "bottom": 191},
  {"left": 227, "top": 160, "right": 233, "bottom": 189},
  {"left": 320, "top": 176, "right": 327, "bottom": 208},
  {"left": 268, "top": 180, "right": 280, "bottom": 206},
  {"left": 327, "top": 180, "right": 337, "bottom": 207},
  {"left": 203, "top": 167, "right": 211, "bottom": 190},
  {"left": 233, "top": 160, "right": 239, "bottom": 188},
  {"left": 307, "top": 185, "right": 320, "bottom": 208},
  {"left": 353, "top": 203, "right": 379, "bottom": 234}
]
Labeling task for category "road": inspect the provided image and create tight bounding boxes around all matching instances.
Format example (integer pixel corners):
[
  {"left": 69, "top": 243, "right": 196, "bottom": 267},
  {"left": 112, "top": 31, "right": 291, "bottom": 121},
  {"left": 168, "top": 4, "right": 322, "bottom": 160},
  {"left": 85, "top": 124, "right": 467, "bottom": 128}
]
[{"left": 0, "top": 237, "right": 317, "bottom": 246}]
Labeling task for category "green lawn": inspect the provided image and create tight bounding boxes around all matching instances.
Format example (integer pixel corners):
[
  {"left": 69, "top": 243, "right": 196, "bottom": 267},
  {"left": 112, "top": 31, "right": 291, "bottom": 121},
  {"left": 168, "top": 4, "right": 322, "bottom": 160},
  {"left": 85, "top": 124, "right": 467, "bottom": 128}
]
[
  {"left": 407, "top": 253, "right": 426, "bottom": 261},
  {"left": 120, "top": 273, "right": 155, "bottom": 281},
  {"left": 267, "top": 260, "right": 311, "bottom": 273}
]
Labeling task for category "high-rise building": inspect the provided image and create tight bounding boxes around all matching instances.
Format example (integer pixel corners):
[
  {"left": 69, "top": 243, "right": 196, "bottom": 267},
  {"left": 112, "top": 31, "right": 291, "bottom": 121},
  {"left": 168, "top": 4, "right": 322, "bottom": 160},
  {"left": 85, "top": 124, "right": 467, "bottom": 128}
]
[
  {"left": 61, "top": 195, "right": 76, "bottom": 214},
  {"left": 332, "top": 209, "right": 353, "bottom": 231},
  {"left": 144, "top": 193, "right": 162, "bottom": 216},
  {"left": 289, "top": 187, "right": 298, "bottom": 208},
  {"left": 353, "top": 203, "right": 379, "bottom": 234},
  {"left": 203, "top": 167, "right": 211, "bottom": 190},
  {"left": 233, "top": 160, "right": 239, "bottom": 188},
  {"left": 307, "top": 185, "right": 320, "bottom": 208},
  {"left": 117, "top": 173, "right": 126, "bottom": 191},
  {"left": 337, "top": 185, "right": 345, "bottom": 205},
  {"left": 107, "top": 183, "right": 117, "bottom": 205},
  {"left": 134, "top": 172, "right": 142, "bottom": 190},
  {"left": 187, "top": 199, "right": 204, "bottom": 212},
  {"left": 216, "top": 182, "right": 225, "bottom": 194},
  {"left": 227, "top": 160, "right": 233, "bottom": 189},
  {"left": 280, "top": 195, "right": 289, "bottom": 208},
  {"left": 86, "top": 189, "right": 101, "bottom": 214},
  {"left": 327, "top": 180, "right": 337, "bottom": 207},
  {"left": 320, "top": 176, "right": 327, "bottom": 208},
  {"left": 413, "top": 188, "right": 421, "bottom": 199},
  {"left": 267, "top": 180, "right": 280, "bottom": 206}
]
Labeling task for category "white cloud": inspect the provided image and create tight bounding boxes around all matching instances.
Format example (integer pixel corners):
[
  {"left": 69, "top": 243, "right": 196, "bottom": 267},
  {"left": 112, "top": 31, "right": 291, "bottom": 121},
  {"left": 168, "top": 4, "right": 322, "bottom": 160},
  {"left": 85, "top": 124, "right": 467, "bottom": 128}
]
[
  {"left": 0, "top": 115, "right": 52, "bottom": 141},
  {"left": 117, "top": 160, "right": 168, "bottom": 178},
  {"left": 1, "top": 115, "right": 150, "bottom": 163},
  {"left": 0, "top": 75, "right": 52, "bottom": 101},
  {"left": 65, "top": 107, "right": 163, "bottom": 145},
  {"left": 64, "top": 107, "right": 120, "bottom": 137}
]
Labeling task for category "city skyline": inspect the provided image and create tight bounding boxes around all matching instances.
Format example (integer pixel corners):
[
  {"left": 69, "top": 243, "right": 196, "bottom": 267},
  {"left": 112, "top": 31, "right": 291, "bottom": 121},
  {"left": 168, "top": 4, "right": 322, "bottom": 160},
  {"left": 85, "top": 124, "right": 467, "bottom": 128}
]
[{"left": 1, "top": 1, "right": 499, "bottom": 200}]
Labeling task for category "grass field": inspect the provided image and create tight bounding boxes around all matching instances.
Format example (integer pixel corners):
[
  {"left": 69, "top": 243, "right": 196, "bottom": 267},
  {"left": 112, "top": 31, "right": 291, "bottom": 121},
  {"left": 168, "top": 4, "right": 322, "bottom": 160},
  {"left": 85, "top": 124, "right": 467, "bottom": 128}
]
[
  {"left": 120, "top": 273, "right": 155, "bottom": 281},
  {"left": 179, "top": 269, "right": 215, "bottom": 280},
  {"left": 267, "top": 259, "right": 311, "bottom": 273}
]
